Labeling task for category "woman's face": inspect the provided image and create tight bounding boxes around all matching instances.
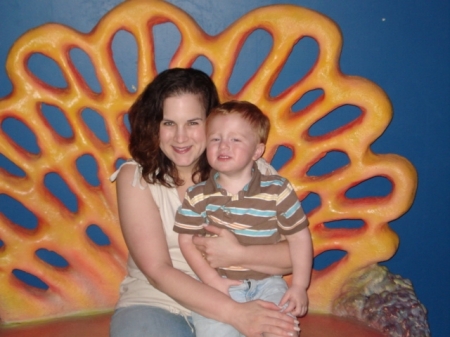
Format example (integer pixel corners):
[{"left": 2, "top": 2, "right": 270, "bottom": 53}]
[{"left": 159, "top": 93, "right": 207, "bottom": 174}]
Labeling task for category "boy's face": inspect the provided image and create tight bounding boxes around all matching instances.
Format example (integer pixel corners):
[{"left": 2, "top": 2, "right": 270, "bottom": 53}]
[{"left": 206, "top": 113, "right": 265, "bottom": 177}]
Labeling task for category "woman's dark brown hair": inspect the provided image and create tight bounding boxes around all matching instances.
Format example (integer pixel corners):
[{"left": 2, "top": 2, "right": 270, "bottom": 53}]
[{"left": 128, "top": 68, "right": 220, "bottom": 187}]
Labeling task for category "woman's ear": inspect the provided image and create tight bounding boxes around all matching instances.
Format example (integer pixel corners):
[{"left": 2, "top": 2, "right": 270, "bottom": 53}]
[{"left": 252, "top": 143, "right": 266, "bottom": 161}]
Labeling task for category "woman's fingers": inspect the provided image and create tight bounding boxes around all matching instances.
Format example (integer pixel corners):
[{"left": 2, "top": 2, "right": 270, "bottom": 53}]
[
  {"left": 231, "top": 300, "right": 298, "bottom": 337},
  {"left": 192, "top": 225, "right": 242, "bottom": 268}
]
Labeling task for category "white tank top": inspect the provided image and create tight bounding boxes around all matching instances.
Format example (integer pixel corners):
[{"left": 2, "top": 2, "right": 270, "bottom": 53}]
[{"left": 110, "top": 160, "right": 195, "bottom": 316}]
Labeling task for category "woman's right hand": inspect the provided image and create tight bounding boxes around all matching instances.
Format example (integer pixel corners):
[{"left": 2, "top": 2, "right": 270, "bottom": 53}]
[
  {"left": 193, "top": 225, "right": 293, "bottom": 275},
  {"left": 229, "top": 300, "right": 299, "bottom": 337},
  {"left": 193, "top": 225, "right": 243, "bottom": 269}
]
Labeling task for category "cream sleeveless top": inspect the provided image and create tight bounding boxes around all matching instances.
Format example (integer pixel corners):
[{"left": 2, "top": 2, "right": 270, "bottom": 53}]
[{"left": 110, "top": 159, "right": 277, "bottom": 315}]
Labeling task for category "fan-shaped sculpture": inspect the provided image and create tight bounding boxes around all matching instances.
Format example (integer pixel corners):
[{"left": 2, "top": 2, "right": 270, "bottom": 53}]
[{"left": 0, "top": 0, "right": 419, "bottom": 331}]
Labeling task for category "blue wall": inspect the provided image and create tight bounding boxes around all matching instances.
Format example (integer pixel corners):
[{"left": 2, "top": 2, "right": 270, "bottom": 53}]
[{"left": 1, "top": 1, "right": 449, "bottom": 336}]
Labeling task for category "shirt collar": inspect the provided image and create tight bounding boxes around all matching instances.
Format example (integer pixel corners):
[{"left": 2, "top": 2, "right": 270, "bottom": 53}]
[{"left": 204, "top": 162, "right": 262, "bottom": 196}]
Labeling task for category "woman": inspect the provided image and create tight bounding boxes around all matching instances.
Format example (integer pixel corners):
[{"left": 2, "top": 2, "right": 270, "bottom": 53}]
[{"left": 109, "top": 68, "right": 297, "bottom": 337}]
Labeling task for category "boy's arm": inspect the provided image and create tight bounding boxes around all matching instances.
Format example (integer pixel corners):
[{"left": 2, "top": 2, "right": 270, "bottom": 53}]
[
  {"left": 174, "top": 189, "right": 229, "bottom": 292},
  {"left": 288, "top": 228, "right": 312, "bottom": 289},
  {"left": 179, "top": 232, "right": 220, "bottom": 284},
  {"left": 279, "top": 228, "right": 313, "bottom": 316},
  {"left": 179, "top": 233, "right": 241, "bottom": 294}
]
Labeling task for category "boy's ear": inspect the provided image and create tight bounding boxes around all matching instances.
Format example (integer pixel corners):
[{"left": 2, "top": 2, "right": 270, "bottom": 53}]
[{"left": 252, "top": 143, "right": 266, "bottom": 161}]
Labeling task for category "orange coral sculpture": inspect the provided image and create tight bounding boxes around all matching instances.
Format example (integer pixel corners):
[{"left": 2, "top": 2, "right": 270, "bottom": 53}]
[{"left": 0, "top": 0, "right": 417, "bottom": 323}]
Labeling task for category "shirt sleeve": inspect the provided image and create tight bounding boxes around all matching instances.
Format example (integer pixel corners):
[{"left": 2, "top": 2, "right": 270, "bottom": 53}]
[
  {"left": 173, "top": 189, "right": 208, "bottom": 235},
  {"left": 276, "top": 179, "right": 309, "bottom": 235}
]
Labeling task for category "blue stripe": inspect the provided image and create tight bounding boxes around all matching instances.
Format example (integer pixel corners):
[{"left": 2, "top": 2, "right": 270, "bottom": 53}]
[
  {"left": 233, "top": 228, "right": 278, "bottom": 237},
  {"left": 205, "top": 204, "right": 222, "bottom": 212},
  {"left": 178, "top": 209, "right": 206, "bottom": 218},
  {"left": 187, "top": 181, "right": 206, "bottom": 193},
  {"left": 260, "top": 179, "right": 285, "bottom": 187},
  {"left": 284, "top": 202, "right": 301, "bottom": 219},
  {"left": 206, "top": 204, "right": 276, "bottom": 217}
]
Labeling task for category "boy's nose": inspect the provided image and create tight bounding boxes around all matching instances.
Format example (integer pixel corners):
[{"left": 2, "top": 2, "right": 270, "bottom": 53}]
[{"left": 219, "top": 140, "right": 229, "bottom": 148}]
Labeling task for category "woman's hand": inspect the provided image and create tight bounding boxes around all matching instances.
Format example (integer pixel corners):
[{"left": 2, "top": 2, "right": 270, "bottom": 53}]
[
  {"left": 192, "top": 225, "right": 243, "bottom": 269},
  {"left": 229, "top": 300, "right": 299, "bottom": 337}
]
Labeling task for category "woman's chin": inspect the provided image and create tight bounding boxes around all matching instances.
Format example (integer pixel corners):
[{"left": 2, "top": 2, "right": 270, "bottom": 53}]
[{"left": 173, "top": 157, "right": 198, "bottom": 171}]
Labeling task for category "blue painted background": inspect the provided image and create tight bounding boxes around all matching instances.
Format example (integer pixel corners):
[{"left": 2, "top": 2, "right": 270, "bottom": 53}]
[{"left": 0, "top": 1, "right": 449, "bottom": 336}]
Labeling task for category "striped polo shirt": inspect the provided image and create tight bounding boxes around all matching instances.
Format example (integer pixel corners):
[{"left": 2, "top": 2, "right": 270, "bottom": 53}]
[{"left": 174, "top": 162, "right": 309, "bottom": 280}]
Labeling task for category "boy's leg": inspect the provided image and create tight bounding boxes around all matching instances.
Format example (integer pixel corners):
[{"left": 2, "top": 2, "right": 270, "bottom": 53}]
[
  {"left": 253, "top": 275, "right": 288, "bottom": 306},
  {"left": 191, "top": 311, "right": 241, "bottom": 337},
  {"left": 249, "top": 276, "right": 299, "bottom": 337},
  {"left": 192, "top": 281, "right": 249, "bottom": 337}
]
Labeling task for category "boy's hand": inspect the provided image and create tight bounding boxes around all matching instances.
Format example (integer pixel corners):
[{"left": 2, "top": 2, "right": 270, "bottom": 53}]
[{"left": 279, "top": 285, "right": 308, "bottom": 317}]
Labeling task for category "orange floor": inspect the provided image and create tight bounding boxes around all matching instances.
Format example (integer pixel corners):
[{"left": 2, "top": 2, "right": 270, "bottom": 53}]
[{"left": 0, "top": 312, "right": 386, "bottom": 337}]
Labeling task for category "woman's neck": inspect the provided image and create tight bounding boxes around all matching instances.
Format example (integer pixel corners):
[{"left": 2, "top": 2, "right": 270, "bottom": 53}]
[{"left": 176, "top": 168, "right": 195, "bottom": 202}]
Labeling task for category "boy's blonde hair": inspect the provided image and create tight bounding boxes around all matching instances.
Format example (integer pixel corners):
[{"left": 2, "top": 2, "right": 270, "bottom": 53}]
[{"left": 206, "top": 100, "right": 270, "bottom": 144}]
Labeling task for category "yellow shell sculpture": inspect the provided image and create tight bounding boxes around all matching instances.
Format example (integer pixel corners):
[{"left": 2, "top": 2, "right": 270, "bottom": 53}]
[{"left": 0, "top": 0, "right": 417, "bottom": 323}]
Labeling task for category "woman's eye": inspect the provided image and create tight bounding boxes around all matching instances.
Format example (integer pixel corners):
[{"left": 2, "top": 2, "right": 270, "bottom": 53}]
[
  {"left": 189, "top": 121, "right": 199, "bottom": 126},
  {"left": 162, "top": 121, "right": 174, "bottom": 126}
]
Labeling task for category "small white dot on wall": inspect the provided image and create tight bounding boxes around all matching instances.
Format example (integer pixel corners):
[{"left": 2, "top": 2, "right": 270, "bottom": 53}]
[{"left": 382, "top": 18, "right": 386, "bottom": 22}]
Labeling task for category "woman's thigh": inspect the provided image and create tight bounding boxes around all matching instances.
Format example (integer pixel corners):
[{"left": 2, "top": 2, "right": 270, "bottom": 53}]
[{"left": 110, "top": 305, "right": 195, "bottom": 337}]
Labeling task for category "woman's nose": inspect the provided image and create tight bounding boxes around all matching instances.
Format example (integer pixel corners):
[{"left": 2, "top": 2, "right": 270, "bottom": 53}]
[{"left": 175, "top": 126, "right": 188, "bottom": 142}]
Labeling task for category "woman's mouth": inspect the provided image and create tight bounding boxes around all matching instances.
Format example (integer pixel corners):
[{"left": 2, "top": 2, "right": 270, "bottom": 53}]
[{"left": 173, "top": 146, "right": 191, "bottom": 154}]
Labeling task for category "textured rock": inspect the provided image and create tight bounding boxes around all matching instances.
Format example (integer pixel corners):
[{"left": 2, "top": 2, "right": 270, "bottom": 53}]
[{"left": 333, "top": 265, "right": 430, "bottom": 337}]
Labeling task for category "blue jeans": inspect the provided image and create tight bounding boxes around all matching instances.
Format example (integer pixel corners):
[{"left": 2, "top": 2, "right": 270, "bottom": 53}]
[
  {"left": 110, "top": 305, "right": 195, "bottom": 337},
  {"left": 192, "top": 276, "right": 288, "bottom": 337}
]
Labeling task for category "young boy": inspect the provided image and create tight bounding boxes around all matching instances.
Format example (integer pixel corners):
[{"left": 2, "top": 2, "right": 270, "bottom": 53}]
[{"left": 174, "top": 100, "right": 312, "bottom": 337}]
